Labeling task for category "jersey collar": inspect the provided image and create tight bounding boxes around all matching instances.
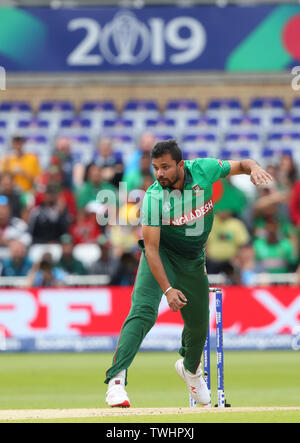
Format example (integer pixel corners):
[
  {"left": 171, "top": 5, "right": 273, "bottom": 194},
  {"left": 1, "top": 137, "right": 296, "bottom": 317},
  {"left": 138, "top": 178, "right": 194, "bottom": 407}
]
[{"left": 183, "top": 163, "right": 193, "bottom": 188}]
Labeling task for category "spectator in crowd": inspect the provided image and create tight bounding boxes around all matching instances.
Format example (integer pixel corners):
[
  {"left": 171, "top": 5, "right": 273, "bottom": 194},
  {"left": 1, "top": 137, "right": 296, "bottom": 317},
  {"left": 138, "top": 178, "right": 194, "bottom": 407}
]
[
  {"left": 0, "top": 195, "right": 31, "bottom": 247},
  {"left": 27, "top": 252, "right": 66, "bottom": 287},
  {"left": 76, "top": 163, "right": 118, "bottom": 210},
  {"left": 89, "top": 234, "right": 120, "bottom": 284},
  {"left": 296, "top": 262, "right": 300, "bottom": 285},
  {"left": 213, "top": 176, "right": 249, "bottom": 227},
  {"left": 1, "top": 239, "right": 33, "bottom": 277},
  {"left": 111, "top": 251, "right": 139, "bottom": 286},
  {"left": 93, "top": 137, "right": 122, "bottom": 166},
  {"left": 290, "top": 179, "right": 300, "bottom": 228},
  {"left": 28, "top": 184, "right": 70, "bottom": 244},
  {"left": 1, "top": 101, "right": 300, "bottom": 288},
  {"left": 0, "top": 135, "right": 41, "bottom": 193},
  {"left": 253, "top": 218, "right": 297, "bottom": 273},
  {"left": 206, "top": 209, "right": 250, "bottom": 274},
  {"left": 265, "top": 164, "right": 279, "bottom": 182},
  {"left": 35, "top": 163, "right": 77, "bottom": 222},
  {"left": 141, "top": 172, "right": 155, "bottom": 192},
  {"left": 51, "top": 136, "right": 76, "bottom": 190},
  {"left": 233, "top": 243, "right": 262, "bottom": 286},
  {"left": 123, "top": 131, "right": 156, "bottom": 176},
  {"left": 93, "top": 138, "right": 124, "bottom": 187},
  {"left": 70, "top": 205, "right": 102, "bottom": 245},
  {"left": 123, "top": 152, "right": 154, "bottom": 192},
  {"left": 277, "top": 153, "right": 298, "bottom": 191},
  {"left": 56, "top": 233, "right": 86, "bottom": 275},
  {"left": 252, "top": 180, "right": 299, "bottom": 261},
  {"left": 124, "top": 172, "right": 155, "bottom": 215},
  {"left": 0, "top": 172, "right": 26, "bottom": 219},
  {"left": 107, "top": 203, "right": 142, "bottom": 258},
  {"left": 252, "top": 182, "right": 294, "bottom": 239}
]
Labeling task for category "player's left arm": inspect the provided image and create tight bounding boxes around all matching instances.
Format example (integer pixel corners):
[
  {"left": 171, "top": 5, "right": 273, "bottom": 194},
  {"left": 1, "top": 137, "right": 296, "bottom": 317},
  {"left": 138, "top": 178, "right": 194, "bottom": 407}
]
[{"left": 228, "top": 159, "right": 273, "bottom": 187}]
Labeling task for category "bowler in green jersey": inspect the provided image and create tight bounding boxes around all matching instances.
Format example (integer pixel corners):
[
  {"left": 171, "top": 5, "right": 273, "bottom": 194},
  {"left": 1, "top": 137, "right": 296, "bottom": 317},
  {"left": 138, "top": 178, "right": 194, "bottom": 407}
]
[{"left": 105, "top": 139, "right": 272, "bottom": 408}]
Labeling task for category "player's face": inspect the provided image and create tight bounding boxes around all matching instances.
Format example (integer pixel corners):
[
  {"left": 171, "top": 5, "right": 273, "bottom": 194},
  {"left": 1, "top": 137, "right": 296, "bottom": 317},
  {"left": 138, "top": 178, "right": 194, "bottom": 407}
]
[{"left": 152, "top": 153, "right": 183, "bottom": 188}]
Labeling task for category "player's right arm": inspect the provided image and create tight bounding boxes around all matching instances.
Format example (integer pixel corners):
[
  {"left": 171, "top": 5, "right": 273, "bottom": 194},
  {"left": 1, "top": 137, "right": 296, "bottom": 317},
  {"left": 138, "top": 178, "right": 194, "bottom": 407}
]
[{"left": 142, "top": 225, "right": 187, "bottom": 312}]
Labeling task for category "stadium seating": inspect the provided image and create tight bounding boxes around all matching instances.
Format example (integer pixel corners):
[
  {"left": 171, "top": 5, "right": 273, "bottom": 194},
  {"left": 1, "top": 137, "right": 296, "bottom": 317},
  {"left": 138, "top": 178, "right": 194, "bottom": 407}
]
[
  {"left": 269, "top": 116, "right": 300, "bottom": 133},
  {"left": 23, "top": 135, "right": 52, "bottom": 169},
  {"left": 287, "top": 98, "right": 300, "bottom": 117},
  {"left": 0, "top": 136, "right": 8, "bottom": 154},
  {"left": 102, "top": 118, "right": 135, "bottom": 137},
  {"left": 68, "top": 135, "right": 94, "bottom": 165},
  {"left": 228, "top": 117, "right": 263, "bottom": 137},
  {"left": 0, "top": 101, "right": 32, "bottom": 122},
  {"left": 38, "top": 100, "right": 74, "bottom": 123},
  {"left": 145, "top": 118, "right": 177, "bottom": 138},
  {"left": 262, "top": 147, "right": 293, "bottom": 160},
  {"left": 122, "top": 100, "right": 160, "bottom": 132},
  {"left": 80, "top": 101, "right": 117, "bottom": 121},
  {"left": 73, "top": 243, "right": 101, "bottom": 268},
  {"left": 28, "top": 244, "right": 63, "bottom": 263},
  {"left": 164, "top": 99, "right": 201, "bottom": 134},
  {"left": 182, "top": 133, "right": 219, "bottom": 157},
  {"left": 248, "top": 97, "right": 286, "bottom": 125},
  {"left": 107, "top": 134, "right": 136, "bottom": 164},
  {"left": 205, "top": 98, "right": 243, "bottom": 129},
  {"left": 182, "top": 118, "right": 220, "bottom": 143},
  {"left": 182, "top": 150, "right": 209, "bottom": 160},
  {"left": 0, "top": 96, "right": 298, "bottom": 168},
  {"left": 0, "top": 120, "right": 12, "bottom": 137}
]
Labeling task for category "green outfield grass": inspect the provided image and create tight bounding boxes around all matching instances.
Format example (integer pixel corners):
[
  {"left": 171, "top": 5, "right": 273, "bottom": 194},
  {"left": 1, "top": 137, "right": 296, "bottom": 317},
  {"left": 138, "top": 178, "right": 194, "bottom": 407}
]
[{"left": 0, "top": 351, "right": 299, "bottom": 423}]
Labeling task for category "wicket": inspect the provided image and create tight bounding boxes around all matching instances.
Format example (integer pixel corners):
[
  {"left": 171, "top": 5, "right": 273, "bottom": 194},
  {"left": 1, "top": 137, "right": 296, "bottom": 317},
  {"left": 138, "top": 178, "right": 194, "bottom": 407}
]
[{"left": 189, "top": 288, "right": 230, "bottom": 408}]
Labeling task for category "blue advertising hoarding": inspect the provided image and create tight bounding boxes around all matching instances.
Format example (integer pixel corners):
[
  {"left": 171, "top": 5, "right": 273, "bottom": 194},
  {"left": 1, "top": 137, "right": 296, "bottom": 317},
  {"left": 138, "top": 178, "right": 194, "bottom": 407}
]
[{"left": 0, "top": 5, "right": 300, "bottom": 72}]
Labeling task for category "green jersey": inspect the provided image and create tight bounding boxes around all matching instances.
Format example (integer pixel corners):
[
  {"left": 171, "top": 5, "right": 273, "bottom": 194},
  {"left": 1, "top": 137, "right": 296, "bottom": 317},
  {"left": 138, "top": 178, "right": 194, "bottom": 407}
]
[
  {"left": 142, "top": 158, "right": 231, "bottom": 260},
  {"left": 253, "top": 237, "right": 296, "bottom": 273}
]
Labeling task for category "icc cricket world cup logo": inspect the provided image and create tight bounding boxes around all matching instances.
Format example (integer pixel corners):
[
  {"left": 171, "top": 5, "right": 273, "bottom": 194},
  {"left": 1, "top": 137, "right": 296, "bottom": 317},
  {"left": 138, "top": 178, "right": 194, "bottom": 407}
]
[{"left": 100, "top": 11, "right": 151, "bottom": 64}]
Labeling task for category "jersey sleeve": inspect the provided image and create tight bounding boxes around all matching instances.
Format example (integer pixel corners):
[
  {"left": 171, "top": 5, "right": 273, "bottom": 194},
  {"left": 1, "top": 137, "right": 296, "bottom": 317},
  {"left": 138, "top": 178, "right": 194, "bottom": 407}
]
[
  {"left": 142, "top": 189, "right": 162, "bottom": 227},
  {"left": 197, "top": 158, "right": 231, "bottom": 183}
]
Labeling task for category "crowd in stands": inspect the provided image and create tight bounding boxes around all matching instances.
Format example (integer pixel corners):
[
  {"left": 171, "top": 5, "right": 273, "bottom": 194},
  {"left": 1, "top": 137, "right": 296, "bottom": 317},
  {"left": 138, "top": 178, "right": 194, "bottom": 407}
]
[
  {"left": 0, "top": 105, "right": 299, "bottom": 287},
  {"left": 0, "top": 132, "right": 153, "bottom": 287}
]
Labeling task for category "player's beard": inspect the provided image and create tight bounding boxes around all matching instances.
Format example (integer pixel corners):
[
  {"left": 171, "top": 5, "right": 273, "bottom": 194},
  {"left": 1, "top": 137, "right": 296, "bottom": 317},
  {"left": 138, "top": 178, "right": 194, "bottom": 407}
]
[{"left": 159, "top": 168, "right": 180, "bottom": 189}]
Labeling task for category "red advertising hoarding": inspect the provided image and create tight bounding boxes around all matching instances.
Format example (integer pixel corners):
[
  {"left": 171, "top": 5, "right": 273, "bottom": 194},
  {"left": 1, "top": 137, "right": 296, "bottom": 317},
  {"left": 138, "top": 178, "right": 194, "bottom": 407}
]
[{"left": 0, "top": 286, "right": 299, "bottom": 339}]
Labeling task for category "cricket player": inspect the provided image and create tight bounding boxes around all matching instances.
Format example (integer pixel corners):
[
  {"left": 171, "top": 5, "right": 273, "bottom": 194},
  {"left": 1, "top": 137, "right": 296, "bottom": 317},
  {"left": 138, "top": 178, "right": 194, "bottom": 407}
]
[{"left": 105, "top": 139, "right": 272, "bottom": 407}]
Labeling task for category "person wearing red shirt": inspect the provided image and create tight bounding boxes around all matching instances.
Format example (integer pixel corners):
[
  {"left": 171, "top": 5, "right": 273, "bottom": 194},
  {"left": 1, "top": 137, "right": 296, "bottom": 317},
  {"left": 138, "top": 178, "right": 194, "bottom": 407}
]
[
  {"left": 290, "top": 180, "right": 300, "bottom": 227},
  {"left": 35, "top": 164, "right": 77, "bottom": 222},
  {"left": 70, "top": 205, "right": 102, "bottom": 244}
]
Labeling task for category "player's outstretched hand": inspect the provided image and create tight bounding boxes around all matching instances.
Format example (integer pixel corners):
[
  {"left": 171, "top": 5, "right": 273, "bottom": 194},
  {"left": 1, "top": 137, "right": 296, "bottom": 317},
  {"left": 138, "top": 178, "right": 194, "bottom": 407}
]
[
  {"left": 250, "top": 165, "right": 273, "bottom": 187},
  {"left": 166, "top": 288, "right": 187, "bottom": 312}
]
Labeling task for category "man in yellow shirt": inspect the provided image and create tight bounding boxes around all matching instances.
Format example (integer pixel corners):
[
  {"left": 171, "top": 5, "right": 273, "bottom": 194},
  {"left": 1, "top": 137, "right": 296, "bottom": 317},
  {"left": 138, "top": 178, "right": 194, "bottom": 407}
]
[
  {"left": 206, "top": 209, "right": 250, "bottom": 273},
  {"left": 0, "top": 135, "right": 41, "bottom": 192}
]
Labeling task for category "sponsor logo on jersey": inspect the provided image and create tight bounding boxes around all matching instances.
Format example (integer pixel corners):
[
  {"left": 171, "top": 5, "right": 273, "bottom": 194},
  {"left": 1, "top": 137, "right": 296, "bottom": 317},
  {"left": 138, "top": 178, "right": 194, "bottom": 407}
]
[
  {"left": 170, "top": 199, "right": 214, "bottom": 226},
  {"left": 192, "top": 184, "right": 203, "bottom": 194}
]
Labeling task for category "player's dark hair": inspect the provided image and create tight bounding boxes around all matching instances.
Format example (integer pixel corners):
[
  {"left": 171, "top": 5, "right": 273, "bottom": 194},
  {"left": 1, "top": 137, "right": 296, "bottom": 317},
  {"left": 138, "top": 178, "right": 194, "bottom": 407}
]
[{"left": 151, "top": 139, "right": 182, "bottom": 164}]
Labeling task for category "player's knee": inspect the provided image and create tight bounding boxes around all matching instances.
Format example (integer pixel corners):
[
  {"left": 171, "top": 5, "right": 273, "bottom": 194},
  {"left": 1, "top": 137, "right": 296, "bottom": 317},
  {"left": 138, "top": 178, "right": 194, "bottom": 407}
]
[{"left": 133, "top": 304, "right": 158, "bottom": 329}]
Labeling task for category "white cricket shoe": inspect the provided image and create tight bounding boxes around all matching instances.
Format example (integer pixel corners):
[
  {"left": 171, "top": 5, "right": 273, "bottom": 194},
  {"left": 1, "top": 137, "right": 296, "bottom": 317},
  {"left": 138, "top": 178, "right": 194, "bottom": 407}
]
[
  {"left": 175, "top": 359, "right": 210, "bottom": 406},
  {"left": 106, "top": 379, "right": 130, "bottom": 408}
]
